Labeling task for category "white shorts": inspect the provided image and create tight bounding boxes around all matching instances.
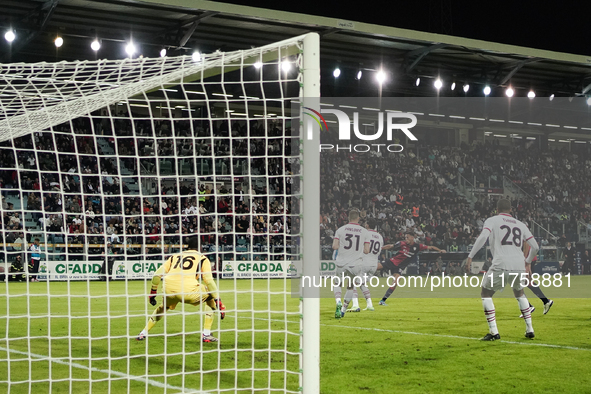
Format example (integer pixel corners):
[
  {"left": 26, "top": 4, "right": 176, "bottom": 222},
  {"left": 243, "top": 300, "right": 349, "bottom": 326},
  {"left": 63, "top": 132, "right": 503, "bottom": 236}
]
[
  {"left": 335, "top": 263, "right": 376, "bottom": 287},
  {"left": 336, "top": 258, "right": 363, "bottom": 277},
  {"left": 348, "top": 264, "right": 365, "bottom": 278},
  {"left": 355, "top": 261, "right": 378, "bottom": 277},
  {"left": 482, "top": 268, "right": 527, "bottom": 292}
]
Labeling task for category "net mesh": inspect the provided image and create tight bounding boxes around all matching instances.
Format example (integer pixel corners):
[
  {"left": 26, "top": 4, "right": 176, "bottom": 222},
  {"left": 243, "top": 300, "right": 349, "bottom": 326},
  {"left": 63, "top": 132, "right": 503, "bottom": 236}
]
[{"left": 0, "top": 34, "right": 311, "bottom": 393}]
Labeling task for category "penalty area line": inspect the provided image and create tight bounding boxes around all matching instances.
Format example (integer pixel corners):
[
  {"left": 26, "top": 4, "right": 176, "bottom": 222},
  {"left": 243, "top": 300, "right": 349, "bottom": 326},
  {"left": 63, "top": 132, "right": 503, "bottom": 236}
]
[
  {"left": 230, "top": 315, "right": 591, "bottom": 352},
  {"left": 0, "top": 346, "right": 208, "bottom": 393},
  {"left": 326, "top": 322, "right": 591, "bottom": 351}
]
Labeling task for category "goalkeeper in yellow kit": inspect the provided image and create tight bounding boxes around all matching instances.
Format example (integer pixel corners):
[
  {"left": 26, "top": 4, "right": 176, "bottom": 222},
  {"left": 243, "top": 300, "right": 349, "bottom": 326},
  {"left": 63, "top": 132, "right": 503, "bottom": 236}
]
[{"left": 136, "top": 236, "right": 225, "bottom": 343}]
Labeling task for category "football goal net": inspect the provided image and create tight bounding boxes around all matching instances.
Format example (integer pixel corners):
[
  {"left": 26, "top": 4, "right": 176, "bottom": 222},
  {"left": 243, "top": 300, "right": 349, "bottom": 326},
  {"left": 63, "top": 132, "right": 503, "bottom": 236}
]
[{"left": 0, "top": 33, "right": 320, "bottom": 393}]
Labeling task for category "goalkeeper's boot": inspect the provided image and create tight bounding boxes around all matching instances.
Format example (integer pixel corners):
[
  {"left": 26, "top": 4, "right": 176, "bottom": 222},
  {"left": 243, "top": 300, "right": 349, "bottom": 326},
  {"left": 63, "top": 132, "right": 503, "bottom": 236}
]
[
  {"left": 525, "top": 331, "right": 535, "bottom": 339},
  {"left": 334, "top": 302, "right": 342, "bottom": 319},
  {"left": 202, "top": 334, "right": 219, "bottom": 343},
  {"left": 346, "top": 307, "right": 361, "bottom": 313},
  {"left": 480, "top": 333, "right": 501, "bottom": 341},
  {"left": 378, "top": 300, "right": 388, "bottom": 306},
  {"left": 136, "top": 330, "right": 147, "bottom": 341}
]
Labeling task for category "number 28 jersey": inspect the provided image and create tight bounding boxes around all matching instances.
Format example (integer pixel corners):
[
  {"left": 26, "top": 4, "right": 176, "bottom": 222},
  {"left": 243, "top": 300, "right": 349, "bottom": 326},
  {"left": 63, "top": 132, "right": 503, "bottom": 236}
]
[
  {"left": 334, "top": 222, "right": 370, "bottom": 268},
  {"left": 161, "top": 250, "right": 213, "bottom": 294},
  {"left": 483, "top": 213, "right": 534, "bottom": 271}
]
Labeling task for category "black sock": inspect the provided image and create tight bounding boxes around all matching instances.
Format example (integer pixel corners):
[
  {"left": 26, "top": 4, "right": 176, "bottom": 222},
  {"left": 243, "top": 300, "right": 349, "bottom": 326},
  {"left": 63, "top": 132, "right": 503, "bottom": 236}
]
[
  {"left": 528, "top": 284, "right": 548, "bottom": 304},
  {"left": 382, "top": 286, "right": 396, "bottom": 301}
]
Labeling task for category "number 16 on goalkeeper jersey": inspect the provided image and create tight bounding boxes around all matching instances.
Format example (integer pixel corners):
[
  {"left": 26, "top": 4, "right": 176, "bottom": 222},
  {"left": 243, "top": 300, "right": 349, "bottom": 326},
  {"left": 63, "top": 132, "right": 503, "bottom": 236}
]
[{"left": 136, "top": 237, "right": 225, "bottom": 343}]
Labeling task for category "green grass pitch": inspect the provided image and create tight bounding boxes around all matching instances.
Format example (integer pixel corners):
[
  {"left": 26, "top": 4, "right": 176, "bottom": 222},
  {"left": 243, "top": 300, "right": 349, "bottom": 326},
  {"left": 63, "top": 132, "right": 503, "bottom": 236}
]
[{"left": 1, "top": 277, "right": 591, "bottom": 393}]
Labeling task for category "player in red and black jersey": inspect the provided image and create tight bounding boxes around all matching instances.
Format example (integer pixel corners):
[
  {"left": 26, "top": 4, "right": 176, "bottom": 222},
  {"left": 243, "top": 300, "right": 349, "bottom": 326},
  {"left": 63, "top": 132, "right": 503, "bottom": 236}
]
[{"left": 378, "top": 232, "right": 445, "bottom": 305}]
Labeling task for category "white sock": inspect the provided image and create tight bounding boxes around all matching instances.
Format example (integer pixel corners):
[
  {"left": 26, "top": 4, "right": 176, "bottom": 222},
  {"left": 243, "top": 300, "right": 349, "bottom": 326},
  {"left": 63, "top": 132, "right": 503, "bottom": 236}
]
[
  {"left": 342, "top": 289, "right": 354, "bottom": 312},
  {"left": 517, "top": 296, "right": 534, "bottom": 333},
  {"left": 360, "top": 285, "right": 373, "bottom": 308},
  {"left": 351, "top": 287, "right": 360, "bottom": 309},
  {"left": 482, "top": 298, "right": 498, "bottom": 335},
  {"left": 334, "top": 286, "right": 342, "bottom": 304},
  {"left": 203, "top": 329, "right": 211, "bottom": 336}
]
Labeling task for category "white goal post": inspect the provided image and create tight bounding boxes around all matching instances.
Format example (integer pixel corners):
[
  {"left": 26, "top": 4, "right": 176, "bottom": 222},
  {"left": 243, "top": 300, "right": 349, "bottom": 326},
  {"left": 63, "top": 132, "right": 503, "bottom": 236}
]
[{"left": 0, "top": 33, "right": 320, "bottom": 393}]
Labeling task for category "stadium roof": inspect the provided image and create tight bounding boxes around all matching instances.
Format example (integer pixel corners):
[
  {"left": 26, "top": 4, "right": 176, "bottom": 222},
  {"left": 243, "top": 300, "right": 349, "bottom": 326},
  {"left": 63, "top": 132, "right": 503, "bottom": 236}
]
[{"left": 2, "top": 0, "right": 591, "bottom": 139}]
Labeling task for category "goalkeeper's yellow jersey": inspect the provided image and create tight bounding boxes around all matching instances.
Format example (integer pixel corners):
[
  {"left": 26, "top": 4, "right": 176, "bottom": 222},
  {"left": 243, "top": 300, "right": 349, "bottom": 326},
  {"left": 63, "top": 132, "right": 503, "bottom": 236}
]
[{"left": 158, "top": 250, "right": 216, "bottom": 296}]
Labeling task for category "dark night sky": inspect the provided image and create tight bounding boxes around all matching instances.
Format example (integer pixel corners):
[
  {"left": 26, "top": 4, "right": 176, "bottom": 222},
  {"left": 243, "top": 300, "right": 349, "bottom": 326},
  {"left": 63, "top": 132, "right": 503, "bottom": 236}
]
[{"left": 214, "top": 0, "right": 591, "bottom": 56}]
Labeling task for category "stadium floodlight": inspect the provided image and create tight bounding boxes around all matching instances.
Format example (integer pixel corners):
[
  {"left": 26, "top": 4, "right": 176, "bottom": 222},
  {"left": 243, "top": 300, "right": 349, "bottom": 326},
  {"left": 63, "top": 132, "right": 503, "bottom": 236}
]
[
  {"left": 549, "top": 94, "right": 555, "bottom": 101},
  {"left": 91, "top": 39, "right": 101, "bottom": 51},
  {"left": 192, "top": 51, "right": 201, "bottom": 62},
  {"left": 451, "top": 82, "right": 456, "bottom": 90},
  {"left": 463, "top": 83, "right": 470, "bottom": 93},
  {"left": 160, "top": 48, "right": 166, "bottom": 57},
  {"left": 587, "top": 97, "right": 591, "bottom": 105},
  {"left": 528, "top": 90, "right": 536, "bottom": 98},
  {"left": 333, "top": 67, "right": 341, "bottom": 78},
  {"left": 281, "top": 60, "right": 291, "bottom": 72},
  {"left": 505, "top": 87, "right": 514, "bottom": 97},
  {"left": 375, "top": 69, "right": 386, "bottom": 84},
  {"left": 254, "top": 61, "right": 262, "bottom": 69},
  {"left": 483, "top": 85, "right": 491, "bottom": 96},
  {"left": 125, "top": 41, "right": 136, "bottom": 57},
  {"left": 416, "top": 77, "right": 420, "bottom": 86},
  {"left": 434, "top": 78, "right": 443, "bottom": 90},
  {"left": 357, "top": 70, "right": 362, "bottom": 80},
  {"left": 4, "top": 29, "right": 15, "bottom": 43},
  {"left": 54, "top": 36, "right": 64, "bottom": 48}
]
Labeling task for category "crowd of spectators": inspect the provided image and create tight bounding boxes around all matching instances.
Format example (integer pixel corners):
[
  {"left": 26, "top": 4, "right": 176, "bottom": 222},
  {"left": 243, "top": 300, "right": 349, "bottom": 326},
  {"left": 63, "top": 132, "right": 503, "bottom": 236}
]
[
  {"left": 319, "top": 137, "right": 591, "bottom": 263},
  {"left": 1, "top": 111, "right": 591, "bottom": 273},
  {"left": 431, "top": 142, "right": 591, "bottom": 237},
  {"left": 0, "top": 114, "right": 297, "bottom": 270}
]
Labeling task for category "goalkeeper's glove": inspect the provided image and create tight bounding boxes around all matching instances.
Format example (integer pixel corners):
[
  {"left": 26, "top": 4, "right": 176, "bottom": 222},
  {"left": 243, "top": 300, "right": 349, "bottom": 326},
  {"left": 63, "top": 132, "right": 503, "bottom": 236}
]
[
  {"left": 215, "top": 298, "right": 226, "bottom": 320},
  {"left": 149, "top": 288, "right": 158, "bottom": 306}
]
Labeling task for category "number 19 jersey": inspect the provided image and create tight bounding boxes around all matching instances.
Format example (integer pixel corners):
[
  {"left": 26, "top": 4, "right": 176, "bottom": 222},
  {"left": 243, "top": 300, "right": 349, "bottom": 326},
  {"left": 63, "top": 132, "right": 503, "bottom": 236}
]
[
  {"left": 483, "top": 213, "right": 534, "bottom": 271},
  {"left": 362, "top": 230, "right": 383, "bottom": 267},
  {"left": 334, "top": 222, "right": 370, "bottom": 268}
]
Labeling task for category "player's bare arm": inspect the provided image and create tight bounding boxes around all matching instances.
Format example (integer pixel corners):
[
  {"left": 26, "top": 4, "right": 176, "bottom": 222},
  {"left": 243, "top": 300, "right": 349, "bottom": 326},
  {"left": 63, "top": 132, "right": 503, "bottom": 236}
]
[
  {"left": 332, "top": 238, "right": 339, "bottom": 250},
  {"left": 525, "top": 262, "right": 532, "bottom": 276},
  {"left": 363, "top": 242, "right": 370, "bottom": 254},
  {"left": 524, "top": 236, "right": 540, "bottom": 264}
]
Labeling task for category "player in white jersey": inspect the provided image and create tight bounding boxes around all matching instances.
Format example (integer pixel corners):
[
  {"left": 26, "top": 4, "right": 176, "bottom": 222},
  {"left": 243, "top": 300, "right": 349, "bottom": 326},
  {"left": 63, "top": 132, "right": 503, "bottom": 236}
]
[
  {"left": 332, "top": 209, "right": 370, "bottom": 318},
  {"left": 466, "top": 199, "right": 539, "bottom": 341},
  {"left": 345, "top": 218, "right": 394, "bottom": 312}
]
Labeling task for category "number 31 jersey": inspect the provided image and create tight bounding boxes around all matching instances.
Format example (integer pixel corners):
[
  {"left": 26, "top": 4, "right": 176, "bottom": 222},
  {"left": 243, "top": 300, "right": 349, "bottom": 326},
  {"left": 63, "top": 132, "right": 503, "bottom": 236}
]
[
  {"left": 161, "top": 250, "right": 213, "bottom": 294},
  {"left": 483, "top": 213, "right": 534, "bottom": 271},
  {"left": 334, "top": 222, "right": 370, "bottom": 268}
]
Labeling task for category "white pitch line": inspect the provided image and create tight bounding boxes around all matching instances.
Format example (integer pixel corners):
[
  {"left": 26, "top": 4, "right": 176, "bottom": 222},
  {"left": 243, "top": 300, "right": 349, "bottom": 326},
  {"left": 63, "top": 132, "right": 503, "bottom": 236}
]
[
  {"left": 230, "top": 315, "right": 591, "bottom": 352},
  {"left": 6, "top": 311, "right": 590, "bottom": 352},
  {"left": 326, "top": 323, "right": 591, "bottom": 351},
  {"left": 0, "top": 346, "right": 208, "bottom": 393}
]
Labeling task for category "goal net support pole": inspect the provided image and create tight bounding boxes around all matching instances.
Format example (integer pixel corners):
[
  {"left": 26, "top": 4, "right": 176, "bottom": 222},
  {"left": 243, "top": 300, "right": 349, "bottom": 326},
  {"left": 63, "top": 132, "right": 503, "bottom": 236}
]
[{"left": 301, "top": 32, "right": 321, "bottom": 394}]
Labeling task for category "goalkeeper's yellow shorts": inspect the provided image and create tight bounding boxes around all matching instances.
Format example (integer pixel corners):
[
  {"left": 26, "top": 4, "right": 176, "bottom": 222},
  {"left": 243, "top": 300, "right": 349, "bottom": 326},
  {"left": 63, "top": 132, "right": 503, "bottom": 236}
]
[{"left": 164, "top": 284, "right": 210, "bottom": 310}]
